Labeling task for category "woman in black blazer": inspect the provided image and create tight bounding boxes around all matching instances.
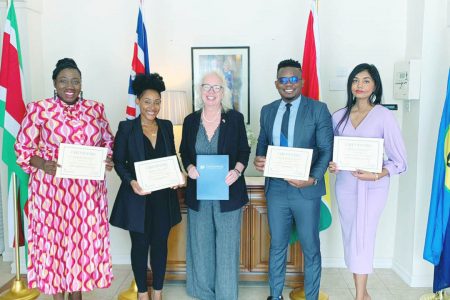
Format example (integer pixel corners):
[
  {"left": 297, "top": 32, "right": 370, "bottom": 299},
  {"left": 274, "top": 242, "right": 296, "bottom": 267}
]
[
  {"left": 179, "top": 70, "right": 250, "bottom": 300},
  {"left": 110, "top": 73, "right": 181, "bottom": 300}
]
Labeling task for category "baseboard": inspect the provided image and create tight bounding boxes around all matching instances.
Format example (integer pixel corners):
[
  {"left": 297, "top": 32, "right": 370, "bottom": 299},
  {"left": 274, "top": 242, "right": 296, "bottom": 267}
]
[
  {"left": 2, "top": 251, "right": 26, "bottom": 274},
  {"left": 322, "top": 258, "right": 392, "bottom": 269},
  {"left": 2, "top": 251, "right": 13, "bottom": 262},
  {"left": 392, "top": 261, "right": 432, "bottom": 287},
  {"left": 111, "top": 254, "right": 131, "bottom": 265},
  {"left": 322, "top": 258, "right": 346, "bottom": 268}
]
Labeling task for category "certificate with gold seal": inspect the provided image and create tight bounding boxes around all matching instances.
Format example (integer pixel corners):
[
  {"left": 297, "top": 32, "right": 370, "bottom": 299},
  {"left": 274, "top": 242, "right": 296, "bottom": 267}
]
[
  {"left": 333, "top": 136, "right": 384, "bottom": 173},
  {"left": 134, "top": 155, "right": 184, "bottom": 193},
  {"left": 263, "top": 145, "right": 313, "bottom": 181},
  {"left": 55, "top": 143, "right": 108, "bottom": 180}
]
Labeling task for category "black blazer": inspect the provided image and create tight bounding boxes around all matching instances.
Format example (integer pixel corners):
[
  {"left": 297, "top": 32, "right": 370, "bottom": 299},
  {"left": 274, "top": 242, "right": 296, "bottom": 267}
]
[
  {"left": 110, "top": 117, "right": 182, "bottom": 233},
  {"left": 179, "top": 109, "right": 251, "bottom": 212}
]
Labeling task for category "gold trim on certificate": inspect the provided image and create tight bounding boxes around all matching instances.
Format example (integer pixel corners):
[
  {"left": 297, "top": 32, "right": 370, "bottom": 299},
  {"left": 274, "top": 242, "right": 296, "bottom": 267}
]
[
  {"left": 333, "top": 136, "right": 384, "bottom": 173},
  {"left": 263, "top": 146, "right": 313, "bottom": 181},
  {"left": 134, "top": 155, "right": 184, "bottom": 193},
  {"left": 55, "top": 143, "right": 108, "bottom": 180}
]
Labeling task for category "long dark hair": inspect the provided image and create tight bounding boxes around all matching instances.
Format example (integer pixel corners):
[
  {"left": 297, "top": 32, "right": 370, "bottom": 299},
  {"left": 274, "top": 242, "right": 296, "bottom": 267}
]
[{"left": 334, "top": 63, "right": 383, "bottom": 134}]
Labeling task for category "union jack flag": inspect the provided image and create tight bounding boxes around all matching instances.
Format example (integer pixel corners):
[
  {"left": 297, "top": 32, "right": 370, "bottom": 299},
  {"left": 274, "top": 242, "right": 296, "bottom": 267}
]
[{"left": 126, "top": 0, "right": 150, "bottom": 119}]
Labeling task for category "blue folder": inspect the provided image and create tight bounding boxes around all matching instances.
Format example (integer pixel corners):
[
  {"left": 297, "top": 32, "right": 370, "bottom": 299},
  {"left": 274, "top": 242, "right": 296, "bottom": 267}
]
[{"left": 197, "top": 155, "right": 229, "bottom": 200}]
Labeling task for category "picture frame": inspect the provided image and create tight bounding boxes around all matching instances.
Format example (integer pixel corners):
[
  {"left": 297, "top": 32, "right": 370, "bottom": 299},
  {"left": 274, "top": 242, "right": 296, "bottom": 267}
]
[{"left": 191, "top": 46, "right": 250, "bottom": 124}]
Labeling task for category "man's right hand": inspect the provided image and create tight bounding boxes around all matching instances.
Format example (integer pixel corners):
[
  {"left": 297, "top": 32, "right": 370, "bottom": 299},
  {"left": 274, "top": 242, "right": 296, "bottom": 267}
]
[{"left": 253, "top": 156, "right": 266, "bottom": 172}]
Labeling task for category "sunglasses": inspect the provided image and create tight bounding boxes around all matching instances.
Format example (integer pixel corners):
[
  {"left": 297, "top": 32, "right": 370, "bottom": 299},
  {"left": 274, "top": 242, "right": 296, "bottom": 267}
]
[{"left": 277, "top": 76, "right": 300, "bottom": 85}]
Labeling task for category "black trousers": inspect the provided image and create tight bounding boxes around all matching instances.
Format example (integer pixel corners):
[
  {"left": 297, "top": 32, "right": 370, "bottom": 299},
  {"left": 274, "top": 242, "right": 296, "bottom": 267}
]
[{"left": 129, "top": 196, "right": 171, "bottom": 292}]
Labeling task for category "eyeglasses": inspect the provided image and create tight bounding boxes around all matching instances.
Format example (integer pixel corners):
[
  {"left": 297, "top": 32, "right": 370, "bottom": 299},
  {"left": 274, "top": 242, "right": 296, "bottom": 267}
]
[
  {"left": 277, "top": 76, "right": 300, "bottom": 85},
  {"left": 201, "top": 84, "right": 223, "bottom": 93}
]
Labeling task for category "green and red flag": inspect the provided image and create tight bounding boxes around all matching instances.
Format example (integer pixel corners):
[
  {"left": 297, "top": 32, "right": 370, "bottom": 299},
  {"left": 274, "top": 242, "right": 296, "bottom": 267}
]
[
  {"left": 301, "top": 0, "right": 332, "bottom": 231},
  {"left": 0, "top": 0, "right": 29, "bottom": 258}
]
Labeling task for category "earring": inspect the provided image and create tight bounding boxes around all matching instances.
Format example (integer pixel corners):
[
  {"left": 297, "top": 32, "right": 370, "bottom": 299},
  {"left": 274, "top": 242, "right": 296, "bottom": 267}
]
[
  {"left": 54, "top": 90, "right": 57, "bottom": 100},
  {"left": 370, "top": 94, "right": 376, "bottom": 103},
  {"left": 80, "top": 91, "right": 83, "bottom": 101}
]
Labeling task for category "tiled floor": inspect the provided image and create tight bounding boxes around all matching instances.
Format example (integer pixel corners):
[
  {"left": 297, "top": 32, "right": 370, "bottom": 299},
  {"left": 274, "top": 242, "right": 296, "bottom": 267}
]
[{"left": 0, "top": 255, "right": 435, "bottom": 299}]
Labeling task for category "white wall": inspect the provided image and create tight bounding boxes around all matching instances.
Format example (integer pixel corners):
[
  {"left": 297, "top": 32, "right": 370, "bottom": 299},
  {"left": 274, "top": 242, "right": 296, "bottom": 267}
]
[
  {"left": 1, "top": 0, "right": 447, "bottom": 287},
  {"left": 393, "top": 0, "right": 450, "bottom": 287}
]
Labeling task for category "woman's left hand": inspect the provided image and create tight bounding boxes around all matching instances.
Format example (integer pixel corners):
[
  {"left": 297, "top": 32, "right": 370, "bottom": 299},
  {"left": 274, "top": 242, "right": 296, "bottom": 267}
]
[
  {"left": 171, "top": 184, "right": 184, "bottom": 189},
  {"left": 105, "top": 157, "right": 114, "bottom": 172},
  {"left": 225, "top": 169, "right": 240, "bottom": 186},
  {"left": 351, "top": 169, "right": 378, "bottom": 181}
]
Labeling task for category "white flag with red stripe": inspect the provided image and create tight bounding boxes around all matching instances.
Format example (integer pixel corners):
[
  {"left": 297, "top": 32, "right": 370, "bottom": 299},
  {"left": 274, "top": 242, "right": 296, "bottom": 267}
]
[{"left": 125, "top": 0, "right": 150, "bottom": 119}]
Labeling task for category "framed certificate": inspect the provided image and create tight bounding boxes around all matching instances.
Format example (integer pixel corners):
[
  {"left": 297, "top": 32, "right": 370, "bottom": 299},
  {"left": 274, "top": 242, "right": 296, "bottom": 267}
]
[
  {"left": 134, "top": 155, "right": 184, "bottom": 193},
  {"left": 55, "top": 143, "right": 108, "bottom": 180},
  {"left": 263, "top": 146, "right": 313, "bottom": 181},
  {"left": 333, "top": 136, "right": 384, "bottom": 173}
]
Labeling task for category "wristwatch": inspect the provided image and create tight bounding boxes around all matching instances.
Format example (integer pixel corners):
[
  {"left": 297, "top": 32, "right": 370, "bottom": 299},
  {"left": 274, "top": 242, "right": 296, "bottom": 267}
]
[{"left": 312, "top": 177, "right": 318, "bottom": 186}]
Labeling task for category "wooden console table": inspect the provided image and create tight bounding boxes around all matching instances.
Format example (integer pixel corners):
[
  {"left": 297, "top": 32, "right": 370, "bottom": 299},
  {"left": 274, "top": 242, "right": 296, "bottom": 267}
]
[{"left": 148, "top": 177, "right": 304, "bottom": 287}]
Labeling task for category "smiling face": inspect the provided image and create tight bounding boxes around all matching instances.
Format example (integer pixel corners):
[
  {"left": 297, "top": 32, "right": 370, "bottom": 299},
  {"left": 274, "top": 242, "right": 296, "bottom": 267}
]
[
  {"left": 53, "top": 68, "right": 82, "bottom": 105},
  {"left": 200, "top": 73, "right": 224, "bottom": 109},
  {"left": 275, "top": 67, "right": 303, "bottom": 102},
  {"left": 351, "top": 70, "right": 376, "bottom": 101},
  {"left": 136, "top": 89, "right": 161, "bottom": 123}
]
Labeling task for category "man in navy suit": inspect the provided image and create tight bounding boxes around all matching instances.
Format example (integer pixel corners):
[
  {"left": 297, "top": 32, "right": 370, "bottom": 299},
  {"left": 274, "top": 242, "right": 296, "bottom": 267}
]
[{"left": 254, "top": 59, "right": 333, "bottom": 300}]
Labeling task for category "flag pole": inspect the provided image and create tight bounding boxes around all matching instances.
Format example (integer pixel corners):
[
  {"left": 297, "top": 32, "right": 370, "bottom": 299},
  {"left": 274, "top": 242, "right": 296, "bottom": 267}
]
[
  {"left": 289, "top": 1, "right": 329, "bottom": 299},
  {"left": 0, "top": 174, "right": 39, "bottom": 300}
]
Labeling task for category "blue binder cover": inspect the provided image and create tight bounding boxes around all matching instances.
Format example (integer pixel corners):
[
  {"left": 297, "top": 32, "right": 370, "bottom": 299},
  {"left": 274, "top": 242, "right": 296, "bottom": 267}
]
[{"left": 197, "top": 155, "right": 229, "bottom": 200}]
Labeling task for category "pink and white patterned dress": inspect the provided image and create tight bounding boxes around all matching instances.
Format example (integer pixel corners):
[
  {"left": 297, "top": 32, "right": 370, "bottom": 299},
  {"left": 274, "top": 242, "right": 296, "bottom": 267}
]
[{"left": 15, "top": 97, "right": 114, "bottom": 294}]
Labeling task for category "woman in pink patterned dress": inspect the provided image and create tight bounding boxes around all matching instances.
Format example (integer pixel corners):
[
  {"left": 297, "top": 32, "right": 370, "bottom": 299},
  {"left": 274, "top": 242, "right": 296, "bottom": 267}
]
[{"left": 14, "top": 58, "right": 114, "bottom": 300}]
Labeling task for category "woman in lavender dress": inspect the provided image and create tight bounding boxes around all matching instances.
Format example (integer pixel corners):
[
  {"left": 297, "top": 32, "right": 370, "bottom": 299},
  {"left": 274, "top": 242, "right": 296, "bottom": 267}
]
[{"left": 328, "top": 63, "right": 407, "bottom": 300}]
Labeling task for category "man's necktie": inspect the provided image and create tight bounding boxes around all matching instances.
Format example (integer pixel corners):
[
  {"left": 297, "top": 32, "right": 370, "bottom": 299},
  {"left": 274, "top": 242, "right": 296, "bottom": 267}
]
[{"left": 280, "top": 103, "right": 291, "bottom": 147}]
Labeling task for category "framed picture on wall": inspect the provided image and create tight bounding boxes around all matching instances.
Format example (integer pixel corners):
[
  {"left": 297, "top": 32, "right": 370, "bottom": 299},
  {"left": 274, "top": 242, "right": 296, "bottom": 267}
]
[{"left": 191, "top": 46, "right": 250, "bottom": 124}]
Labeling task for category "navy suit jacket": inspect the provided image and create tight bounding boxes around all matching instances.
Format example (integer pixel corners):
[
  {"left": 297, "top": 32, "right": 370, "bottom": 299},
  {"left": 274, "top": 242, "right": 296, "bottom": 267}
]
[
  {"left": 179, "top": 109, "right": 251, "bottom": 212},
  {"left": 255, "top": 96, "right": 333, "bottom": 198},
  {"left": 110, "top": 117, "right": 181, "bottom": 233}
]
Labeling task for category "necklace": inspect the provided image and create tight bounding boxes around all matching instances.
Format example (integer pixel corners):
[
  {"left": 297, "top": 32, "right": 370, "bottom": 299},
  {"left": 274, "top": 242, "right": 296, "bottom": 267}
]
[
  {"left": 142, "top": 122, "right": 158, "bottom": 136},
  {"left": 202, "top": 109, "right": 221, "bottom": 123}
]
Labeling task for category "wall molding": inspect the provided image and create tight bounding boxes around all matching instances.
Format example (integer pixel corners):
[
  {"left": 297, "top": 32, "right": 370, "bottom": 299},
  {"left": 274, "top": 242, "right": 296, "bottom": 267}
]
[
  {"left": 392, "top": 261, "right": 432, "bottom": 288},
  {"left": 322, "top": 258, "right": 393, "bottom": 269}
]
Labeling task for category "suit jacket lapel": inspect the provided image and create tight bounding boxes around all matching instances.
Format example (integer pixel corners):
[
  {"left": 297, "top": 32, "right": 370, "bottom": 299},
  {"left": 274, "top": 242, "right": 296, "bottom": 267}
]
[
  {"left": 157, "top": 119, "right": 172, "bottom": 156},
  {"left": 218, "top": 111, "right": 228, "bottom": 154},
  {"left": 293, "top": 97, "right": 309, "bottom": 147},
  {"left": 132, "top": 117, "right": 146, "bottom": 161},
  {"left": 267, "top": 100, "right": 280, "bottom": 145},
  {"left": 191, "top": 112, "right": 201, "bottom": 155}
]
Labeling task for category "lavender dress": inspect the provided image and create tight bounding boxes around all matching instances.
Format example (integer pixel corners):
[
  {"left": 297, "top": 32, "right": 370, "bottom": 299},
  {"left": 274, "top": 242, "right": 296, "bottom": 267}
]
[{"left": 332, "top": 105, "right": 407, "bottom": 274}]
